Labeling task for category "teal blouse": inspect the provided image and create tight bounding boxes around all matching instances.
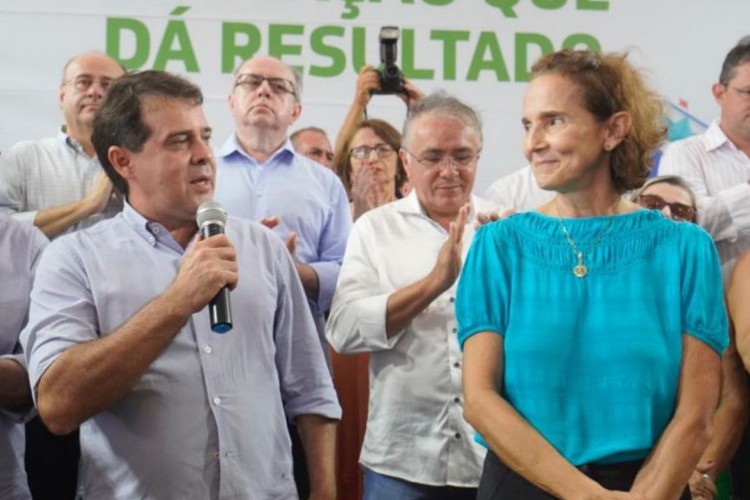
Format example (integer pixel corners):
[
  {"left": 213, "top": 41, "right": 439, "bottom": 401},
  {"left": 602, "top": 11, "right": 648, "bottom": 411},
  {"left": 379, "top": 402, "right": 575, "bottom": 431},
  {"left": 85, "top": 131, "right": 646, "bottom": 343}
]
[{"left": 456, "top": 209, "right": 728, "bottom": 465}]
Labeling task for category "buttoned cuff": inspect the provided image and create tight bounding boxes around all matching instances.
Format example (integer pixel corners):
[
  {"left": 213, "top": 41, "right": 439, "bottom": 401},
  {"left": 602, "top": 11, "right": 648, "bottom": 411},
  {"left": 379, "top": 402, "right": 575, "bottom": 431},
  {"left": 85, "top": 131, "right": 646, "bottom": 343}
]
[
  {"left": 327, "top": 294, "right": 406, "bottom": 354},
  {"left": 10, "top": 210, "right": 37, "bottom": 225}
]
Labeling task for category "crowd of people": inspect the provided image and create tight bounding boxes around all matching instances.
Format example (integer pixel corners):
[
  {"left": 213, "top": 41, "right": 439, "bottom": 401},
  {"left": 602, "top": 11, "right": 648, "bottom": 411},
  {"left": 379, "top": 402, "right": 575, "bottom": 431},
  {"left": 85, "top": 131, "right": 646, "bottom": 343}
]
[{"left": 0, "top": 36, "right": 749, "bottom": 500}]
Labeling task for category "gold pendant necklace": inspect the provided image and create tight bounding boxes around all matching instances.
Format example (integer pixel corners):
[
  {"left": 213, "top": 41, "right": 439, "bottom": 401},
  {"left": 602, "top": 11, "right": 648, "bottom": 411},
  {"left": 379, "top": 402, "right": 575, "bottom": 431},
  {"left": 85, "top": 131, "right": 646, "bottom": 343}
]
[{"left": 558, "top": 217, "right": 614, "bottom": 278}]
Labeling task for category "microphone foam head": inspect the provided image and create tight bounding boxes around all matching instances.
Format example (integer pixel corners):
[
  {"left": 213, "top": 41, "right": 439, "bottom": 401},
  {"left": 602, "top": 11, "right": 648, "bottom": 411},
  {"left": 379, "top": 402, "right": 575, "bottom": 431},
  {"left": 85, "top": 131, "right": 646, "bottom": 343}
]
[{"left": 196, "top": 201, "right": 227, "bottom": 228}]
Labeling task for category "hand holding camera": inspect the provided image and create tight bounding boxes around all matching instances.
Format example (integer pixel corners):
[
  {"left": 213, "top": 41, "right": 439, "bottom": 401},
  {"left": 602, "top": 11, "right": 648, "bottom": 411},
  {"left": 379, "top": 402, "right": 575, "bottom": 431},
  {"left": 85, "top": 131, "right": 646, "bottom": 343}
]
[
  {"left": 364, "top": 27, "right": 424, "bottom": 108},
  {"left": 371, "top": 26, "right": 405, "bottom": 95}
]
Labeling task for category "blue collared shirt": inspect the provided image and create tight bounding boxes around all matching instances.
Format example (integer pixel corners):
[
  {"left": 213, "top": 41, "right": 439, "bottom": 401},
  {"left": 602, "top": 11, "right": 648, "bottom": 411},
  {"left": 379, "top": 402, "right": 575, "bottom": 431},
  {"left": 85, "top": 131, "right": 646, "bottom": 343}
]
[
  {"left": 22, "top": 203, "right": 340, "bottom": 500},
  {"left": 214, "top": 135, "right": 351, "bottom": 316},
  {"left": 0, "top": 217, "right": 47, "bottom": 500}
]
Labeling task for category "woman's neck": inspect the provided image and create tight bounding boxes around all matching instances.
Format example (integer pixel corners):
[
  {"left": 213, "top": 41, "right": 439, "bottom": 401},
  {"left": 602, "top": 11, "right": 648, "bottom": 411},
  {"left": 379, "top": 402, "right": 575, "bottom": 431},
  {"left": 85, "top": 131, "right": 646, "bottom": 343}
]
[{"left": 541, "top": 188, "right": 639, "bottom": 218}]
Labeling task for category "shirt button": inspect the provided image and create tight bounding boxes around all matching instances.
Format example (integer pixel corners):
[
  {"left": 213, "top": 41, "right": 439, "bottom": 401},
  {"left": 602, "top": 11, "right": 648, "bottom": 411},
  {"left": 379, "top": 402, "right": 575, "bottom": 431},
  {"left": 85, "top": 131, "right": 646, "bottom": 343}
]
[
  {"left": 147, "top": 237, "right": 156, "bottom": 245},
  {"left": 212, "top": 451, "right": 220, "bottom": 459},
  {"left": 204, "top": 345, "right": 213, "bottom": 354},
  {"left": 453, "top": 362, "right": 460, "bottom": 368},
  {"left": 449, "top": 297, "right": 455, "bottom": 303},
  {"left": 152, "top": 227, "right": 160, "bottom": 235},
  {"left": 454, "top": 397, "right": 461, "bottom": 404},
  {"left": 452, "top": 327, "right": 457, "bottom": 334},
  {"left": 454, "top": 432, "right": 461, "bottom": 439},
  {"left": 213, "top": 397, "right": 221, "bottom": 405}
]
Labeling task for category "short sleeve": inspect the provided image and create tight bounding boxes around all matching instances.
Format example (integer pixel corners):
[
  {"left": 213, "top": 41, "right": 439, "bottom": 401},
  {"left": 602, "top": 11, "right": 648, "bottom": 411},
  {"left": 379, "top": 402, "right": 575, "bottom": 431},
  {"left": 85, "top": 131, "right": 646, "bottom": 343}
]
[
  {"left": 679, "top": 223, "right": 729, "bottom": 354},
  {"left": 456, "top": 223, "right": 510, "bottom": 348}
]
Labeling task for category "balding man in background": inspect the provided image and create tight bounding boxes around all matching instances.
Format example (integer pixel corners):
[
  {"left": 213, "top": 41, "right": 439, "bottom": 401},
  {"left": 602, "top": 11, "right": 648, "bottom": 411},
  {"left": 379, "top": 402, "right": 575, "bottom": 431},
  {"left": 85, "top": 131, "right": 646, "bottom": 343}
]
[{"left": 0, "top": 51, "right": 124, "bottom": 239}]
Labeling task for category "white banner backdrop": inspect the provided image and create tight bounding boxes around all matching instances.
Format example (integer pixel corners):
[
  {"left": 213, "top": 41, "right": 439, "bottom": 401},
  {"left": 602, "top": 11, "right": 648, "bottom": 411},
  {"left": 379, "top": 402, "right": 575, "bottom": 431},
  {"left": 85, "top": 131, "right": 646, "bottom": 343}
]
[{"left": 0, "top": 1, "right": 747, "bottom": 192}]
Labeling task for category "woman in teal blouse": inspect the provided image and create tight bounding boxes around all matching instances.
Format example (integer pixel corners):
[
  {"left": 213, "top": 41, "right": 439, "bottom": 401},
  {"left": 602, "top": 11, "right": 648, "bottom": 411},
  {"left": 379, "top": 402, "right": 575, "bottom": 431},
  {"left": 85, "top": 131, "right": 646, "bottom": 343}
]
[{"left": 457, "top": 50, "right": 728, "bottom": 500}]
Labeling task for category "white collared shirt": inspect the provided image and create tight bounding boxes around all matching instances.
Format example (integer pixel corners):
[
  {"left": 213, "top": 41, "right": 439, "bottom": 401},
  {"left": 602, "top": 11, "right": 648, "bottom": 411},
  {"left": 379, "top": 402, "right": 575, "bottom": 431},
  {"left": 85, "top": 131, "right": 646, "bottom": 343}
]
[
  {"left": 659, "top": 119, "right": 750, "bottom": 281},
  {"left": 326, "top": 192, "right": 496, "bottom": 487},
  {"left": 0, "top": 129, "right": 122, "bottom": 236}
]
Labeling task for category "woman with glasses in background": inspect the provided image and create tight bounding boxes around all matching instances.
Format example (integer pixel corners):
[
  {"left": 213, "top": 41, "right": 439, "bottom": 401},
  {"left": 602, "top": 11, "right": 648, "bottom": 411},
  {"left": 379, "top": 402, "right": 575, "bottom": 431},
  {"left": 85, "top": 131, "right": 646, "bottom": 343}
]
[
  {"left": 333, "top": 119, "right": 409, "bottom": 221},
  {"left": 630, "top": 175, "right": 697, "bottom": 222},
  {"left": 632, "top": 176, "right": 749, "bottom": 500}
]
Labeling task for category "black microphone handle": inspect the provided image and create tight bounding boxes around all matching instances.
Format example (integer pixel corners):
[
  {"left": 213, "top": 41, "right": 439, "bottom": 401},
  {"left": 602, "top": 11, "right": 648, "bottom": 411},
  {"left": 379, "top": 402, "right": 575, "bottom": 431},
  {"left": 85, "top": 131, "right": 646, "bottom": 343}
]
[
  {"left": 209, "top": 288, "right": 232, "bottom": 334},
  {"left": 200, "top": 223, "right": 233, "bottom": 333}
]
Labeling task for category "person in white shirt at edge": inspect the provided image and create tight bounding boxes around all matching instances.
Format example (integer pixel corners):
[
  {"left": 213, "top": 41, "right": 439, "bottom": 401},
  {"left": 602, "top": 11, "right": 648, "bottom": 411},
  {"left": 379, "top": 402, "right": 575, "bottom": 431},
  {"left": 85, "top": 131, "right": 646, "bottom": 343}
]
[
  {"left": 659, "top": 40, "right": 750, "bottom": 283},
  {"left": 326, "top": 92, "right": 499, "bottom": 500},
  {"left": 484, "top": 165, "right": 554, "bottom": 212},
  {"left": 0, "top": 51, "right": 125, "bottom": 239}
]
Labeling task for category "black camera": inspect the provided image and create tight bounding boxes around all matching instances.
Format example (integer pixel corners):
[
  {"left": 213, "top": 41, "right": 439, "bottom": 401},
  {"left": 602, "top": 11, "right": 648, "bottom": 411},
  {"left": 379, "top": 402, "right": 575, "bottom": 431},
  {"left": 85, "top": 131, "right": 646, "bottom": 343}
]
[{"left": 372, "top": 26, "right": 404, "bottom": 95}]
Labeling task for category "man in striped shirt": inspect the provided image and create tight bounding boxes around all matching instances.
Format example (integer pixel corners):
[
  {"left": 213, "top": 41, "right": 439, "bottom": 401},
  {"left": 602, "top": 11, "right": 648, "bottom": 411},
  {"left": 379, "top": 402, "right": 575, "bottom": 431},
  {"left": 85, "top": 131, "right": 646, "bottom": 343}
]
[{"left": 660, "top": 40, "right": 750, "bottom": 282}]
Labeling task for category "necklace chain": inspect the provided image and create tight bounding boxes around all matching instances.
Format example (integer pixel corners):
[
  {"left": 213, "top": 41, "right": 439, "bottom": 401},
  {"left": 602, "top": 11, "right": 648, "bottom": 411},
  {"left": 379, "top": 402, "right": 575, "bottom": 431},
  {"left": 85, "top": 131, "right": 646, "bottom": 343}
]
[{"left": 558, "top": 217, "right": 614, "bottom": 278}]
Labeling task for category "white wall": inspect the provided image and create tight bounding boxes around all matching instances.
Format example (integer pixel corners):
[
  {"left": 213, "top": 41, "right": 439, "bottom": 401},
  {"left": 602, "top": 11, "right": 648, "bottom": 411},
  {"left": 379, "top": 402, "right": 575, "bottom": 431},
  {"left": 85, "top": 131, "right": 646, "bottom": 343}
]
[{"left": 0, "top": 0, "right": 746, "bottom": 192}]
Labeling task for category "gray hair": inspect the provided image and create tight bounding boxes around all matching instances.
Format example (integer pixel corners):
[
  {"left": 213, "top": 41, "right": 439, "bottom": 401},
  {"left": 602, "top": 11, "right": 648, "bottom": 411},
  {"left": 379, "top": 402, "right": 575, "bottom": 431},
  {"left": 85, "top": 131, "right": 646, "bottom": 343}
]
[
  {"left": 401, "top": 91, "right": 483, "bottom": 148},
  {"left": 290, "top": 126, "right": 328, "bottom": 145},
  {"left": 232, "top": 57, "right": 304, "bottom": 103}
]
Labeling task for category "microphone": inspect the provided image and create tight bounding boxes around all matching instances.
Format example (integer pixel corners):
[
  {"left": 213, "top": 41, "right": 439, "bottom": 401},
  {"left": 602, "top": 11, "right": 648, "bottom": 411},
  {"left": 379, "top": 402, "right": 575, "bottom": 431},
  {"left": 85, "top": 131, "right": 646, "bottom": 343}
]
[{"left": 196, "top": 201, "right": 233, "bottom": 333}]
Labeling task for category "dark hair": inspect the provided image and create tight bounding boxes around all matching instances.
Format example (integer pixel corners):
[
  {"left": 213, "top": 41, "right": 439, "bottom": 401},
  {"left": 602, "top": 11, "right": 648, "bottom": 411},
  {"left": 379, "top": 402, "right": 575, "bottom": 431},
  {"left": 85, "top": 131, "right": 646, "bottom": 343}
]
[
  {"left": 402, "top": 91, "right": 483, "bottom": 148},
  {"left": 530, "top": 50, "right": 665, "bottom": 193},
  {"left": 630, "top": 174, "right": 698, "bottom": 221},
  {"left": 333, "top": 119, "right": 406, "bottom": 198},
  {"left": 91, "top": 70, "right": 203, "bottom": 195},
  {"left": 719, "top": 40, "right": 750, "bottom": 85}
]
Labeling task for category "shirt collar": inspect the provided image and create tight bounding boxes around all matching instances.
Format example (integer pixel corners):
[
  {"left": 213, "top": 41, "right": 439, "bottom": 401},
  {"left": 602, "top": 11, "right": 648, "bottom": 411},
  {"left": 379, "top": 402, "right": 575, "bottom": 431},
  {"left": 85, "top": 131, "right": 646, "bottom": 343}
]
[
  {"left": 121, "top": 201, "right": 188, "bottom": 253},
  {"left": 704, "top": 118, "right": 741, "bottom": 153},
  {"left": 57, "top": 126, "right": 87, "bottom": 156},
  {"left": 395, "top": 190, "right": 478, "bottom": 223},
  {"left": 217, "top": 133, "right": 296, "bottom": 166}
]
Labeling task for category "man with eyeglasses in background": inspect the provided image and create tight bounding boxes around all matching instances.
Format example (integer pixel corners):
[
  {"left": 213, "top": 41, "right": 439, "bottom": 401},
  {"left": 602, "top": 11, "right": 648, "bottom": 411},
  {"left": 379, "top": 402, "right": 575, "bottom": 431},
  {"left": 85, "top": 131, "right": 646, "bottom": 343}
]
[
  {"left": 0, "top": 50, "right": 125, "bottom": 500},
  {"left": 291, "top": 126, "right": 336, "bottom": 170},
  {"left": 326, "top": 92, "right": 499, "bottom": 499},
  {"left": 0, "top": 51, "right": 125, "bottom": 239},
  {"left": 660, "top": 38, "right": 750, "bottom": 500},
  {"left": 214, "top": 55, "right": 350, "bottom": 499}
]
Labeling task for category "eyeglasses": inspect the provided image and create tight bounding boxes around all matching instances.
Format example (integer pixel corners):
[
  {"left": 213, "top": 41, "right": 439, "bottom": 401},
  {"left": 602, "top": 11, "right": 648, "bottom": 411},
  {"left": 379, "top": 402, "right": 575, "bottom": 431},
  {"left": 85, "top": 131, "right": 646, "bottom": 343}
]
[
  {"left": 234, "top": 73, "right": 296, "bottom": 97},
  {"left": 636, "top": 194, "right": 696, "bottom": 222},
  {"left": 65, "top": 76, "right": 114, "bottom": 92},
  {"left": 402, "top": 147, "right": 480, "bottom": 171},
  {"left": 349, "top": 144, "right": 394, "bottom": 160}
]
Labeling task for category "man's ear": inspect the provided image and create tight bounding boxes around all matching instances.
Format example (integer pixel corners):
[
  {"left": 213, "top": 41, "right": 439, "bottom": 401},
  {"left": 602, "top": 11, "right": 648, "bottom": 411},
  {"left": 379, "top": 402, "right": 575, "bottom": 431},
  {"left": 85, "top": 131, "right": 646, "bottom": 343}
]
[
  {"left": 399, "top": 148, "right": 414, "bottom": 181},
  {"left": 712, "top": 82, "right": 727, "bottom": 104},
  {"left": 108, "top": 146, "right": 134, "bottom": 181},
  {"left": 58, "top": 85, "right": 66, "bottom": 110},
  {"left": 289, "top": 103, "right": 303, "bottom": 125}
]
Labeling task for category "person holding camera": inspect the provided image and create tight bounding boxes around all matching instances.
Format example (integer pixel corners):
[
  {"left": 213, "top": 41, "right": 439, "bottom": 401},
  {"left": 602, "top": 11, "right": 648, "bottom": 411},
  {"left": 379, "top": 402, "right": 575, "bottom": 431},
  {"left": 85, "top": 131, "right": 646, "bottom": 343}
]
[{"left": 334, "top": 64, "right": 423, "bottom": 153}]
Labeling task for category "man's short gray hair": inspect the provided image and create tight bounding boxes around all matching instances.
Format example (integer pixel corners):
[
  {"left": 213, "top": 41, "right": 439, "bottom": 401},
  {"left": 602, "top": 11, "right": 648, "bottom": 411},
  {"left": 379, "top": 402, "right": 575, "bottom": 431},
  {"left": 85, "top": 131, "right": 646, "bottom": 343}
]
[{"left": 401, "top": 91, "right": 483, "bottom": 148}]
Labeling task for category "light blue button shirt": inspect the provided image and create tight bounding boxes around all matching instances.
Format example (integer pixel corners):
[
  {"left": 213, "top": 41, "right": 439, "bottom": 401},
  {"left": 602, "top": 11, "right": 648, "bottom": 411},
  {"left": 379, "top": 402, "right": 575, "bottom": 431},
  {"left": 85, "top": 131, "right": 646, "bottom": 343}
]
[
  {"left": 214, "top": 135, "right": 351, "bottom": 317},
  {"left": 22, "top": 203, "right": 340, "bottom": 500},
  {"left": 0, "top": 217, "right": 47, "bottom": 500}
]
